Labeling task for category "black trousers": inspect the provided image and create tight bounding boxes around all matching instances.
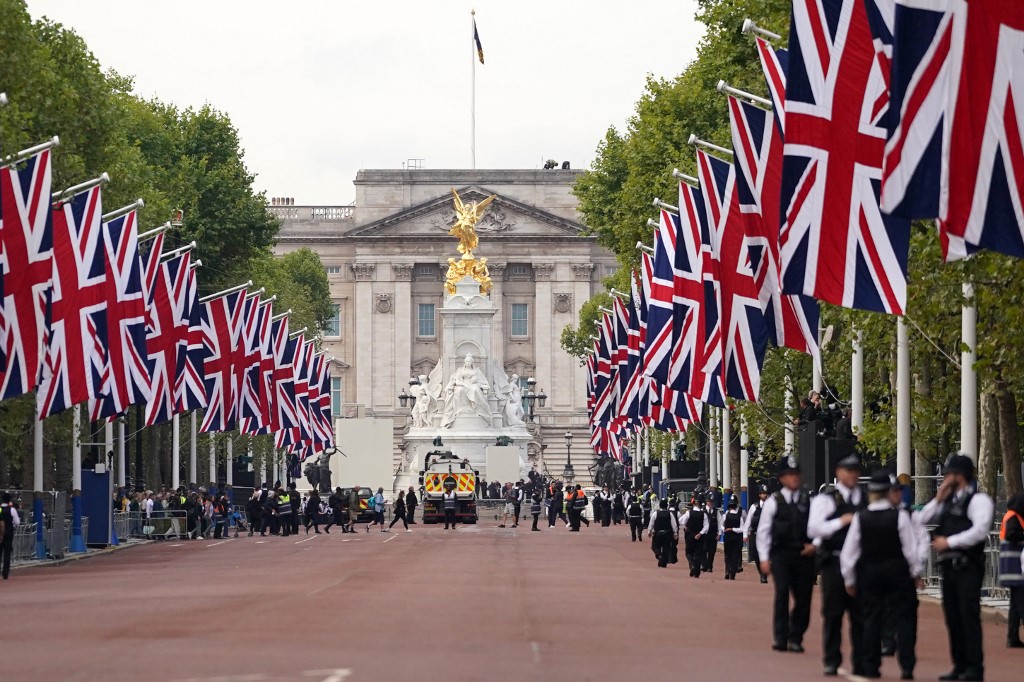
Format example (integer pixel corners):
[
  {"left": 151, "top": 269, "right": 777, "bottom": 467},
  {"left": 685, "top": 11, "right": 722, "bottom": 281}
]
[
  {"left": 820, "top": 560, "right": 864, "bottom": 672},
  {"left": 407, "top": 504, "right": 416, "bottom": 523},
  {"left": 547, "top": 504, "right": 557, "bottom": 527},
  {"left": 723, "top": 532, "right": 743, "bottom": 576},
  {"left": 629, "top": 518, "right": 643, "bottom": 541},
  {"left": 443, "top": 507, "right": 456, "bottom": 528},
  {"left": 601, "top": 504, "right": 612, "bottom": 527},
  {"left": 531, "top": 513, "right": 540, "bottom": 530},
  {"left": 770, "top": 550, "right": 815, "bottom": 646},
  {"left": 578, "top": 509, "right": 590, "bottom": 526},
  {"left": 684, "top": 534, "right": 703, "bottom": 576},
  {"left": 642, "top": 508, "right": 651, "bottom": 528},
  {"left": 860, "top": 568, "right": 916, "bottom": 676},
  {"left": 388, "top": 510, "right": 407, "bottom": 529},
  {"left": 280, "top": 513, "right": 291, "bottom": 536},
  {"left": 568, "top": 508, "right": 580, "bottom": 530},
  {"left": 0, "top": 538, "right": 12, "bottom": 579},
  {"left": 291, "top": 513, "right": 299, "bottom": 535},
  {"left": 304, "top": 512, "right": 319, "bottom": 531},
  {"left": 702, "top": 532, "right": 717, "bottom": 571},
  {"left": 940, "top": 559, "right": 985, "bottom": 677},
  {"left": 512, "top": 503, "right": 521, "bottom": 526},
  {"left": 1009, "top": 585, "right": 1024, "bottom": 643},
  {"left": 652, "top": 530, "right": 673, "bottom": 567}
]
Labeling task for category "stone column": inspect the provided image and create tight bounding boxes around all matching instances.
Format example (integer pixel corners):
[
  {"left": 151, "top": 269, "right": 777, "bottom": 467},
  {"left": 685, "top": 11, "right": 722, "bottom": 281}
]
[
  {"left": 571, "top": 263, "right": 594, "bottom": 415},
  {"left": 392, "top": 263, "right": 414, "bottom": 394},
  {"left": 351, "top": 263, "right": 376, "bottom": 408},
  {"left": 488, "top": 263, "right": 506, "bottom": 366},
  {"left": 533, "top": 262, "right": 555, "bottom": 416}
]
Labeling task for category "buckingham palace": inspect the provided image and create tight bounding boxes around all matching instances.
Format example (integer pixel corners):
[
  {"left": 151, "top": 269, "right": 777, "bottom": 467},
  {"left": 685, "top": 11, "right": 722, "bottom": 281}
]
[{"left": 271, "top": 168, "right": 617, "bottom": 480}]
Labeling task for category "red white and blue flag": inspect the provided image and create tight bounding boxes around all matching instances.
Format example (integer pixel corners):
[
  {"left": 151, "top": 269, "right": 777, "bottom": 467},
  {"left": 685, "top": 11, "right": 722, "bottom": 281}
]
[
  {"left": 200, "top": 287, "right": 247, "bottom": 433},
  {"left": 144, "top": 254, "right": 189, "bottom": 426},
  {"left": 89, "top": 209, "right": 151, "bottom": 421},
  {"left": 780, "top": 0, "right": 911, "bottom": 315},
  {"left": 37, "top": 185, "right": 109, "bottom": 419},
  {"left": 269, "top": 316, "right": 298, "bottom": 434},
  {"left": 0, "top": 149, "right": 53, "bottom": 400},
  {"left": 176, "top": 261, "right": 207, "bottom": 412},
  {"left": 693, "top": 151, "right": 726, "bottom": 407}
]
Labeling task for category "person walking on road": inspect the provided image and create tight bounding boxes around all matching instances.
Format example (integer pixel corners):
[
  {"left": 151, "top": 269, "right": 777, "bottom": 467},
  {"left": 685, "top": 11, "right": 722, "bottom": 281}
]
[
  {"left": 276, "top": 486, "right": 293, "bottom": 537},
  {"left": 529, "top": 491, "right": 542, "bottom": 531},
  {"left": 370, "top": 487, "right": 386, "bottom": 532},
  {"left": 388, "top": 490, "right": 410, "bottom": 532},
  {"left": 918, "top": 453, "right": 994, "bottom": 682},
  {"left": 0, "top": 492, "right": 19, "bottom": 580},
  {"left": 702, "top": 493, "right": 722, "bottom": 573},
  {"left": 649, "top": 499, "right": 678, "bottom": 568},
  {"left": 406, "top": 486, "right": 418, "bottom": 524},
  {"left": 324, "top": 487, "right": 342, "bottom": 534},
  {"left": 627, "top": 495, "right": 644, "bottom": 542},
  {"left": 840, "top": 470, "right": 924, "bottom": 681},
  {"left": 598, "top": 486, "right": 613, "bottom": 527},
  {"left": 442, "top": 487, "right": 458, "bottom": 530},
  {"left": 745, "top": 484, "right": 770, "bottom": 583},
  {"left": 681, "top": 497, "right": 708, "bottom": 578},
  {"left": 288, "top": 482, "right": 301, "bottom": 535},
  {"left": 304, "top": 489, "right": 322, "bottom": 534},
  {"left": 756, "top": 455, "right": 816, "bottom": 654},
  {"left": 499, "top": 481, "right": 522, "bottom": 528},
  {"left": 808, "top": 453, "right": 867, "bottom": 677},
  {"left": 1001, "top": 493, "right": 1024, "bottom": 649},
  {"left": 347, "top": 486, "right": 361, "bottom": 533},
  {"left": 722, "top": 495, "right": 745, "bottom": 580}
]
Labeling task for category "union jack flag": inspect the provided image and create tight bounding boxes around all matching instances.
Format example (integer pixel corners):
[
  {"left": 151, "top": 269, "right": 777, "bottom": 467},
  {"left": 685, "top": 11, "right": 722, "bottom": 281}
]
[
  {"left": 317, "top": 361, "right": 334, "bottom": 449},
  {"left": 307, "top": 353, "right": 331, "bottom": 447},
  {"left": 589, "top": 313, "right": 616, "bottom": 429},
  {"left": 640, "top": 208, "right": 677, "bottom": 386},
  {"left": 177, "top": 261, "right": 207, "bottom": 412},
  {"left": 0, "top": 149, "right": 52, "bottom": 400},
  {"left": 728, "top": 95, "right": 820, "bottom": 361},
  {"left": 780, "top": 0, "right": 911, "bottom": 315},
  {"left": 144, "top": 254, "right": 189, "bottom": 426},
  {"left": 277, "top": 337, "right": 315, "bottom": 448},
  {"left": 693, "top": 151, "right": 727, "bottom": 407},
  {"left": 239, "top": 298, "right": 272, "bottom": 434},
  {"left": 274, "top": 330, "right": 304, "bottom": 449},
  {"left": 199, "top": 287, "right": 246, "bottom": 433},
  {"left": 671, "top": 185, "right": 709, "bottom": 397},
  {"left": 649, "top": 385, "right": 699, "bottom": 433},
  {"left": 89, "top": 210, "right": 151, "bottom": 421},
  {"left": 941, "top": 2, "right": 1024, "bottom": 260},
  {"left": 269, "top": 316, "right": 298, "bottom": 433},
  {"left": 610, "top": 297, "right": 631, "bottom": 431},
  {"left": 618, "top": 268, "right": 649, "bottom": 426},
  {"left": 37, "top": 185, "right": 109, "bottom": 419}
]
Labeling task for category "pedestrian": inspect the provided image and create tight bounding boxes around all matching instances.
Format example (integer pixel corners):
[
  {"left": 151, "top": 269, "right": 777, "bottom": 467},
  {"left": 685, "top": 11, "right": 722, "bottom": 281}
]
[
  {"left": 722, "top": 495, "right": 745, "bottom": 580},
  {"left": 0, "top": 492, "right": 19, "bottom": 580},
  {"left": 529, "top": 491, "right": 542, "bottom": 531},
  {"left": 304, "top": 489, "right": 322, "bottom": 534},
  {"left": 613, "top": 489, "right": 625, "bottom": 525},
  {"left": 681, "top": 497, "right": 708, "bottom": 578},
  {"left": 406, "top": 486, "right": 418, "bottom": 524},
  {"left": 370, "top": 487, "right": 386, "bottom": 532},
  {"left": 512, "top": 480, "right": 524, "bottom": 526},
  {"left": 442, "top": 486, "right": 457, "bottom": 530},
  {"left": 808, "top": 453, "right": 867, "bottom": 677},
  {"left": 599, "top": 486, "right": 612, "bottom": 527},
  {"left": 840, "top": 471, "right": 924, "bottom": 681},
  {"left": 641, "top": 485, "right": 653, "bottom": 528},
  {"left": 548, "top": 483, "right": 564, "bottom": 528},
  {"left": 261, "top": 490, "right": 276, "bottom": 536},
  {"left": 347, "top": 486, "right": 360, "bottom": 533},
  {"left": 288, "top": 482, "right": 301, "bottom": 535},
  {"left": 276, "top": 486, "right": 293, "bottom": 537},
  {"left": 918, "top": 453, "right": 994, "bottom": 682},
  {"left": 569, "top": 484, "right": 589, "bottom": 531},
  {"left": 388, "top": 490, "right": 411, "bottom": 532},
  {"left": 1002, "top": 493, "right": 1024, "bottom": 649},
  {"left": 702, "top": 492, "right": 722, "bottom": 573},
  {"left": 648, "top": 499, "right": 679, "bottom": 568},
  {"left": 246, "top": 490, "right": 261, "bottom": 536},
  {"left": 745, "top": 484, "right": 770, "bottom": 583},
  {"left": 325, "top": 487, "right": 342, "bottom": 534},
  {"left": 627, "top": 495, "right": 644, "bottom": 542},
  {"left": 499, "top": 481, "right": 522, "bottom": 528},
  {"left": 756, "top": 455, "right": 816, "bottom": 653}
]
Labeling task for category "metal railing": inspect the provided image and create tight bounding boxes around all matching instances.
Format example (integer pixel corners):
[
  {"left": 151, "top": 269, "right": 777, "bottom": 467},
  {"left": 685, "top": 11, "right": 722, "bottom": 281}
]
[
  {"left": 12, "top": 523, "right": 37, "bottom": 562},
  {"left": 918, "top": 527, "right": 1008, "bottom": 600}
]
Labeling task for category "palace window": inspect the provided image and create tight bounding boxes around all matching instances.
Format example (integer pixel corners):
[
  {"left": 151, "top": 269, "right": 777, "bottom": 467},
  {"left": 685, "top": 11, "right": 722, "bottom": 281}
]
[
  {"left": 324, "top": 304, "right": 341, "bottom": 337},
  {"left": 325, "top": 265, "right": 342, "bottom": 275},
  {"left": 511, "top": 303, "right": 529, "bottom": 338},
  {"left": 331, "top": 377, "right": 343, "bottom": 417},
  {"left": 418, "top": 303, "right": 436, "bottom": 337}
]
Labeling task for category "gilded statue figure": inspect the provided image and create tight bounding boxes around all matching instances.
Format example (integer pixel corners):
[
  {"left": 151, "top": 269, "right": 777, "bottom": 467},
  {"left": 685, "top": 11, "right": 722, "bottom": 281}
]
[{"left": 449, "top": 188, "right": 496, "bottom": 258}]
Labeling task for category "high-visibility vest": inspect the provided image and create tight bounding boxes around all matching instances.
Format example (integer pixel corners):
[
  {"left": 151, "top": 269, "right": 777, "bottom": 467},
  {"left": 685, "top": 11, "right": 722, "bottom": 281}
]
[{"left": 1000, "top": 510, "right": 1023, "bottom": 541}]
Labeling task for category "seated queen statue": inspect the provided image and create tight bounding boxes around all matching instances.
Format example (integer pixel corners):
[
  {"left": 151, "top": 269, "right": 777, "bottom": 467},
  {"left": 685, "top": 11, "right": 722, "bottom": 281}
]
[{"left": 441, "top": 354, "right": 492, "bottom": 428}]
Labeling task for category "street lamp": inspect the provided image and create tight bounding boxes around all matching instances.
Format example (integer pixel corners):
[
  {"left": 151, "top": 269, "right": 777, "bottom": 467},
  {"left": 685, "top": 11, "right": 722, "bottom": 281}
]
[
  {"left": 524, "top": 377, "right": 547, "bottom": 422},
  {"left": 398, "top": 388, "right": 410, "bottom": 408},
  {"left": 562, "top": 430, "right": 575, "bottom": 482}
]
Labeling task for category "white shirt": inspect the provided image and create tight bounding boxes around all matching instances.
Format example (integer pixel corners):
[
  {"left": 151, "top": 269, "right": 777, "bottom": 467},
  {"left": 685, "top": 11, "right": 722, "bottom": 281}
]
[
  {"left": 678, "top": 508, "right": 708, "bottom": 536},
  {"left": 704, "top": 505, "right": 724, "bottom": 535},
  {"left": 743, "top": 501, "right": 764, "bottom": 537},
  {"left": 144, "top": 498, "right": 154, "bottom": 518},
  {"left": 918, "top": 487, "right": 994, "bottom": 551},
  {"left": 648, "top": 509, "right": 679, "bottom": 534},
  {"left": 808, "top": 481, "right": 863, "bottom": 546},
  {"left": 1, "top": 504, "right": 19, "bottom": 527},
  {"left": 839, "top": 500, "right": 920, "bottom": 588},
  {"left": 755, "top": 487, "right": 805, "bottom": 560},
  {"left": 722, "top": 508, "right": 746, "bottom": 533}
]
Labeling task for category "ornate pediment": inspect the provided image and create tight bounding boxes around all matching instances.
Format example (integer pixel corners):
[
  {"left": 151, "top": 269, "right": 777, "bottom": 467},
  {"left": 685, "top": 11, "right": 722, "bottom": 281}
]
[{"left": 347, "top": 186, "right": 584, "bottom": 239}]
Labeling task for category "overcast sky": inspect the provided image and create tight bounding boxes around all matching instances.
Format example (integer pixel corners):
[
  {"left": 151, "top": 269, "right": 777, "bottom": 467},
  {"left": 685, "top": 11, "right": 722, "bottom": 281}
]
[{"left": 26, "top": 1, "right": 704, "bottom": 205}]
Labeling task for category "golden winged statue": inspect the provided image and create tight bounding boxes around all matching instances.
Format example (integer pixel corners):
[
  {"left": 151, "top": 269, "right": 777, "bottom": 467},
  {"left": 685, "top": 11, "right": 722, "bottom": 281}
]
[
  {"left": 449, "top": 187, "right": 496, "bottom": 258},
  {"left": 445, "top": 188, "right": 497, "bottom": 296}
]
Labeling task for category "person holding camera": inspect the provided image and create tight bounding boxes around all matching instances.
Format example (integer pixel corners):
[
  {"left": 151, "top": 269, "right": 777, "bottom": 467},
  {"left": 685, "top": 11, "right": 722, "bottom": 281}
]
[{"left": 918, "top": 453, "right": 994, "bottom": 682}]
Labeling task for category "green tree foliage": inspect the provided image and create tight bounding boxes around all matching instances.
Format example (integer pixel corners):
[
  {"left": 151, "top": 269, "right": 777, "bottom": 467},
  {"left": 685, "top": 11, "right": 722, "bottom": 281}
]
[{"left": 565, "top": 0, "right": 1023, "bottom": 495}]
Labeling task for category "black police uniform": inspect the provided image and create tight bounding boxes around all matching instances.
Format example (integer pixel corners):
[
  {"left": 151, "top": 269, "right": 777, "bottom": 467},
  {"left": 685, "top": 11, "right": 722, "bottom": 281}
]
[
  {"left": 627, "top": 499, "right": 644, "bottom": 541},
  {"left": 816, "top": 486, "right": 867, "bottom": 675},
  {"left": 722, "top": 504, "right": 744, "bottom": 579},
  {"left": 747, "top": 493, "right": 768, "bottom": 583},
  {"left": 683, "top": 506, "right": 706, "bottom": 577},
  {"left": 768, "top": 488, "right": 815, "bottom": 650},
  {"left": 702, "top": 502, "right": 719, "bottom": 572},
  {"left": 651, "top": 508, "right": 677, "bottom": 568}
]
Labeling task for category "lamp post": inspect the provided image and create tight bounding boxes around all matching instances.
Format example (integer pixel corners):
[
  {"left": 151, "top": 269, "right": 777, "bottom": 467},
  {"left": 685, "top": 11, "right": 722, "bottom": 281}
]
[
  {"left": 524, "top": 376, "right": 547, "bottom": 423},
  {"left": 562, "top": 430, "right": 575, "bottom": 483}
]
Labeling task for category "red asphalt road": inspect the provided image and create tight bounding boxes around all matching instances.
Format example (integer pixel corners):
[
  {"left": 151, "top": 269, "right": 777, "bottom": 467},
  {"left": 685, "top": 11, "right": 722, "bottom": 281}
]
[{"left": 4, "top": 521, "right": 1021, "bottom": 682}]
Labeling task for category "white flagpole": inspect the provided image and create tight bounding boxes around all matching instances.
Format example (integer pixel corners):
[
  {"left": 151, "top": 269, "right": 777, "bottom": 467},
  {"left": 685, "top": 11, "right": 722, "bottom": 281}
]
[
  {"left": 721, "top": 407, "right": 731, "bottom": 492},
  {"left": 739, "top": 416, "right": 749, "bottom": 501},
  {"left": 708, "top": 407, "right": 718, "bottom": 487},
  {"left": 171, "top": 413, "right": 180, "bottom": 490},
  {"left": 897, "top": 317, "right": 912, "bottom": 477},
  {"left": 226, "top": 434, "right": 234, "bottom": 486},
  {"left": 470, "top": 9, "right": 477, "bottom": 169},
  {"left": 117, "top": 418, "right": 126, "bottom": 488},
  {"left": 852, "top": 328, "right": 864, "bottom": 433},
  {"left": 784, "top": 376, "right": 795, "bottom": 454},
  {"left": 189, "top": 411, "right": 197, "bottom": 484},
  {"left": 960, "top": 282, "right": 978, "bottom": 462},
  {"left": 209, "top": 434, "right": 216, "bottom": 485}
]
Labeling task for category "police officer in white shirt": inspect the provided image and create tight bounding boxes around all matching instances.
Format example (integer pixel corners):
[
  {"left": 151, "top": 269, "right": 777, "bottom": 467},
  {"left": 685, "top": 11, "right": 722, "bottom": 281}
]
[
  {"left": 756, "top": 455, "right": 816, "bottom": 653},
  {"left": 680, "top": 497, "right": 709, "bottom": 578},
  {"left": 918, "top": 454, "right": 994, "bottom": 682},
  {"left": 808, "top": 453, "right": 867, "bottom": 676},
  {"left": 840, "top": 470, "right": 922, "bottom": 680}
]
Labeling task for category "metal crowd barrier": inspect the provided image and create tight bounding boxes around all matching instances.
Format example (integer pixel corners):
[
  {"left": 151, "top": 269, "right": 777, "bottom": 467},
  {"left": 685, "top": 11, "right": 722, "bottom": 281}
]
[
  {"left": 113, "top": 511, "right": 130, "bottom": 542},
  {"left": 12, "top": 523, "right": 37, "bottom": 562},
  {"left": 918, "top": 527, "right": 1007, "bottom": 599},
  {"left": 125, "top": 510, "right": 191, "bottom": 540}
]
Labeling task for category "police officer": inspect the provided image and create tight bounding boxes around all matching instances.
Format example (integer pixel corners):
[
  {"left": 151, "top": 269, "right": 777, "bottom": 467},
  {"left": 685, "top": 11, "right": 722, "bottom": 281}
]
[
  {"left": 627, "top": 495, "right": 644, "bottom": 542},
  {"left": 0, "top": 492, "right": 19, "bottom": 580},
  {"left": 919, "top": 453, "right": 994, "bottom": 682},
  {"left": 276, "top": 486, "right": 292, "bottom": 537},
  {"left": 442, "top": 486, "right": 458, "bottom": 530},
  {"left": 649, "top": 499, "right": 679, "bottom": 568},
  {"left": 681, "top": 496, "right": 709, "bottom": 578},
  {"left": 756, "top": 455, "right": 815, "bottom": 653},
  {"left": 548, "top": 482, "right": 564, "bottom": 528},
  {"left": 288, "top": 482, "right": 301, "bottom": 535},
  {"left": 722, "top": 495, "right": 745, "bottom": 580},
  {"left": 745, "top": 484, "right": 770, "bottom": 583},
  {"left": 808, "top": 453, "right": 867, "bottom": 676},
  {"left": 641, "top": 485, "right": 653, "bottom": 528},
  {"left": 839, "top": 471, "right": 922, "bottom": 681},
  {"left": 702, "top": 492, "right": 722, "bottom": 573},
  {"left": 570, "top": 484, "right": 589, "bottom": 531}
]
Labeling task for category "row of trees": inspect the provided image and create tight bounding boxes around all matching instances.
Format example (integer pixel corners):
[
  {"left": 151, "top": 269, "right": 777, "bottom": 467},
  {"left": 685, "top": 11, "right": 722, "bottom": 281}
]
[
  {"left": 562, "top": 0, "right": 1022, "bottom": 499},
  {"left": 0, "top": 0, "right": 332, "bottom": 490}
]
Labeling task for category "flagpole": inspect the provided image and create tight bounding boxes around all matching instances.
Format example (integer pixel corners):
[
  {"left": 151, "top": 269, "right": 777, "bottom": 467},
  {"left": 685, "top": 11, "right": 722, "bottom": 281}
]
[
  {"left": 896, "top": 317, "right": 911, "bottom": 478},
  {"left": 226, "top": 434, "right": 234, "bottom": 486},
  {"left": 851, "top": 329, "right": 864, "bottom": 433},
  {"left": 961, "top": 282, "right": 977, "bottom": 461},
  {"left": 33, "top": 419, "right": 46, "bottom": 558},
  {"left": 721, "top": 407, "right": 731, "bottom": 495},
  {"left": 69, "top": 405, "right": 86, "bottom": 552},
  {"left": 209, "top": 434, "right": 216, "bottom": 487},
  {"left": 117, "top": 417, "right": 126, "bottom": 489},
  {"left": 471, "top": 9, "right": 476, "bottom": 169},
  {"left": 189, "top": 411, "right": 197, "bottom": 484},
  {"left": 739, "top": 416, "right": 749, "bottom": 506},
  {"left": 172, "top": 413, "right": 180, "bottom": 489}
]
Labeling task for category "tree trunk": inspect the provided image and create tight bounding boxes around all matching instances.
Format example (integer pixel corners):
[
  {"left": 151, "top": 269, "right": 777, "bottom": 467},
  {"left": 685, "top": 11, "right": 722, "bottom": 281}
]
[
  {"left": 978, "top": 390, "right": 999, "bottom": 496},
  {"left": 996, "top": 378, "right": 1022, "bottom": 498}
]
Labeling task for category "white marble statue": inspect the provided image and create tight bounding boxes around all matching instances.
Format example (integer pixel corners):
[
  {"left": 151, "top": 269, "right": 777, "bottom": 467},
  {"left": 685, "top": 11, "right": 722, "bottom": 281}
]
[
  {"left": 492, "top": 369, "right": 525, "bottom": 427},
  {"left": 411, "top": 363, "right": 443, "bottom": 428},
  {"left": 441, "top": 354, "right": 492, "bottom": 428}
]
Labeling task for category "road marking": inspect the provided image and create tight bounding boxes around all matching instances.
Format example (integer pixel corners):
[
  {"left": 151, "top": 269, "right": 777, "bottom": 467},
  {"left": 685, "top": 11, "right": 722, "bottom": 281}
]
[
  {"left": 295, "top": 536, "right": 317, "bottom": 544},
  {"left": 205, "top": 540, "right": 230, "bottom": 548},
  {"left": 383, "top": 534, "right": 398, "bottom": 543},
  {"left": 531, "top": 642, "right": 541, "bottom": 664},
  {"left": 169, "top": 544, "right": 182, "bottom": 547},
  {"left": 255, "top": 541, "right": 266, "bottom": 544},
  {"left": 303, "top": 669, "right": 352, "bottom": 682}
]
